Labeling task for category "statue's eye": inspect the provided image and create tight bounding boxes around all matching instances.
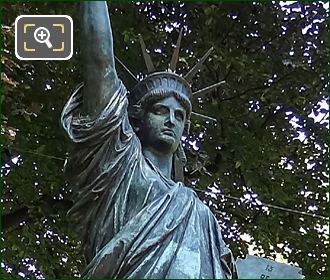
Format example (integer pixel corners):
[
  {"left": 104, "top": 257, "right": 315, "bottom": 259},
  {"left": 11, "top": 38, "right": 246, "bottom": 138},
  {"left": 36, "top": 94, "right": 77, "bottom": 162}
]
[
  {"left": 152, "top": 105, "right": 168, "bottom": 115},
  {"left": 175, "top": 111, "right": 184, "bottom": 121}
]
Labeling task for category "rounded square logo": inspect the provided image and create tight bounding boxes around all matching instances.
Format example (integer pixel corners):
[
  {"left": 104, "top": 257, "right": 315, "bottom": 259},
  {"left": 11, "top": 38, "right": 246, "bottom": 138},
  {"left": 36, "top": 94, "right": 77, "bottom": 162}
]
[{"left": 15, "top": 15, "right": 73, "bottom": 60}]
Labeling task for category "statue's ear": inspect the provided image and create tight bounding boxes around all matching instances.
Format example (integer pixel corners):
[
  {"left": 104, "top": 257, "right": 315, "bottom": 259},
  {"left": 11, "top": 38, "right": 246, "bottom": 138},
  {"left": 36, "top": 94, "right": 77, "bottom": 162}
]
[{"left": 130, "top": 119, "right": 140, "bottom": 133}]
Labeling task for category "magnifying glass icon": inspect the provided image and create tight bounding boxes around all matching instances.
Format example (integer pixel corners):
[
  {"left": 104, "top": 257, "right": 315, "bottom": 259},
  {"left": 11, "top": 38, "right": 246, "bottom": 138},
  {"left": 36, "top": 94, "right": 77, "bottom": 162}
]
[{"left": 34, "top": 27, "right": 53, "bottom": 49}]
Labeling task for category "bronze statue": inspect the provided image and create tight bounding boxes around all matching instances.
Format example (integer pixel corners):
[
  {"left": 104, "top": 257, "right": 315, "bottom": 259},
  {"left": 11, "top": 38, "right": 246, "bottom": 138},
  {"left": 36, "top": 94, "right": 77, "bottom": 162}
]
[{"left": 61, "top": 1, "right": 236, "bottom": 278}]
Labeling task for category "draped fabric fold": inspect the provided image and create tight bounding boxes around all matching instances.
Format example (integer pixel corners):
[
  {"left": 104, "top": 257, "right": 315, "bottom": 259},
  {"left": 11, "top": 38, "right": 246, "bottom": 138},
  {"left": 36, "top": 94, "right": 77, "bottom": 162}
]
[{"left": 61, "top": 81, "right": 237, "bottom": 279}]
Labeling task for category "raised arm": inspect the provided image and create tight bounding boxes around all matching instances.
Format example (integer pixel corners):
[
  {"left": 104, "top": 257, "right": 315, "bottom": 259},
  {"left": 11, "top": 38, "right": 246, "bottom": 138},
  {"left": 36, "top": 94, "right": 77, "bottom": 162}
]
[{"left": 80, "top": 1, "right": 120, "bottom": 117}]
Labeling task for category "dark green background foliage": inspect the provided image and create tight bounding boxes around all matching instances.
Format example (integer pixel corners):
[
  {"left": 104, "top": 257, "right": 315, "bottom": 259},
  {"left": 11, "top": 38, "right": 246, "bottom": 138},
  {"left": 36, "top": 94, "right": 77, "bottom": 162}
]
[{"left": 1, "top": 1, "right": 328, "bottom": 278}]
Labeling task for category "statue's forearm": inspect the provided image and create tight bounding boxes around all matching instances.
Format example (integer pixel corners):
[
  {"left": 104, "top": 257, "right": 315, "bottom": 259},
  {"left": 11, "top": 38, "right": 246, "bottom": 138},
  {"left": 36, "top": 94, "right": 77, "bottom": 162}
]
[{"left": 80, "top": 1, "right": 119, "bottom": 117}]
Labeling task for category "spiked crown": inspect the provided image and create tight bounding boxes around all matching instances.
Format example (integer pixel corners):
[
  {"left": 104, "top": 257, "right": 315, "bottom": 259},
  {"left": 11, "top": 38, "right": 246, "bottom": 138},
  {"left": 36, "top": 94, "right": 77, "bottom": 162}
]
[
  {"left": 116, "top": 29, "right": 225, "bottom": 122},
  {"left": 129, "top": 72, "right": 193, "bottom": 114}
]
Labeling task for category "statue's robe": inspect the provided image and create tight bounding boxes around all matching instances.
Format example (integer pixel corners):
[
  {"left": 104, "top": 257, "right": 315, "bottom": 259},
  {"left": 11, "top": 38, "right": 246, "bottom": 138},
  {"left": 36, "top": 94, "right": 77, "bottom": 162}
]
[{"left": 61, "top": 81, "right": 236, "bottom": 279}]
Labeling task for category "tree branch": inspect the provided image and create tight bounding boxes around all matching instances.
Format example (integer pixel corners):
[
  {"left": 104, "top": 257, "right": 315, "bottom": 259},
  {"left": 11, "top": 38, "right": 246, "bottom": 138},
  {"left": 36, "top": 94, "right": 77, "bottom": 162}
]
[
  {"left": 2, "top": 196, "right": 73, "bottom": 232},
  {"left": 219, "top": 70, "right": 296, "bottom": 103},
  {"left": 219, "top": 85, "right": 269, "bottom": 102},
  {"left": 2, "top": 207, "right": 29, "bottom": 230}
]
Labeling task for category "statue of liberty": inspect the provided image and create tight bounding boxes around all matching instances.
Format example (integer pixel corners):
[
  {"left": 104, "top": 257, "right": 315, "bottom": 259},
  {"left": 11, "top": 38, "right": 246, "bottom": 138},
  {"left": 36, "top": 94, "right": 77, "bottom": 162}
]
[{"left": 61, "top": 1, "right": 236, "bottom": 278}]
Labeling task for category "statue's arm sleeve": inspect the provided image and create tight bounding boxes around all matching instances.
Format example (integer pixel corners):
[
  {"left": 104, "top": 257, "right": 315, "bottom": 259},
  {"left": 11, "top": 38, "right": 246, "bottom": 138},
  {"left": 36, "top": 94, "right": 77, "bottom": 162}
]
[
  {"left": 61, "top": 1, "right": 141, "bottom": 185},
  {"left": 60, "top": 82, "right": 142, "bottom": 251},
  {"left": 60, "top": 81, "right": 138, "bottom": 184},
  {"left": 80, "top": 1, "right": 119, "bottom": 118}
]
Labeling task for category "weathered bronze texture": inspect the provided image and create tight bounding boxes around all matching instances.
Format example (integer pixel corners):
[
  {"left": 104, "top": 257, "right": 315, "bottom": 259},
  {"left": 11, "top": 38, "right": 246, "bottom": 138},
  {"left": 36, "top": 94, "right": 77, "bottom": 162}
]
[{"left": 61, "top": 1, "right": 236, "bottom": 278}]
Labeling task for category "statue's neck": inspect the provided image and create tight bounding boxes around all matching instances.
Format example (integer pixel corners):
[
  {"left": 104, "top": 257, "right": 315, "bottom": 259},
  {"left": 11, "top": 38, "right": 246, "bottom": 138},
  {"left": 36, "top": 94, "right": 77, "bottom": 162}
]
[{"left": 143, "top": 148, "right": 173, "bottom": 179}]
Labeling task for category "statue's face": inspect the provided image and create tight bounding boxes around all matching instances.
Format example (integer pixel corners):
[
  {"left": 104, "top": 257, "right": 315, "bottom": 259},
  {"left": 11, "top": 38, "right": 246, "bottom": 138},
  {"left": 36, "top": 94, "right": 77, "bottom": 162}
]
[{"left": 140, "top": 96, "right": 186, "bottom": 154}]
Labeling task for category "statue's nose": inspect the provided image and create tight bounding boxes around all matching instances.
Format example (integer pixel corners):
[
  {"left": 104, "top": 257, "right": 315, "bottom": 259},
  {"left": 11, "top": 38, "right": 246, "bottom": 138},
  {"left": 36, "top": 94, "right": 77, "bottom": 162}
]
[{"left": 165, "top": 111, "right": 175, "bottom": 127}]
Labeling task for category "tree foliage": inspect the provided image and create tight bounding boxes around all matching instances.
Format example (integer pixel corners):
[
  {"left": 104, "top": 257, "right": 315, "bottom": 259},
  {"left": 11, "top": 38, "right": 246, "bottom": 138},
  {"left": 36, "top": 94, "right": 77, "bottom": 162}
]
[{"left": 1, "top": 1, "right": 328, "bottom": 278}]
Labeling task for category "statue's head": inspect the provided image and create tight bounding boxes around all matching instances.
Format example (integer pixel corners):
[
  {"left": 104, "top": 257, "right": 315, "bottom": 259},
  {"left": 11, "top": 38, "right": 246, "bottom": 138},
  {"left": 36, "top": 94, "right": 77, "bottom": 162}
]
[
  {"left": 119, "top": 31, "right": 225, "bottom": 181},
  {"left": 128, "top": 72, "right": 192, "bottom": 155}
]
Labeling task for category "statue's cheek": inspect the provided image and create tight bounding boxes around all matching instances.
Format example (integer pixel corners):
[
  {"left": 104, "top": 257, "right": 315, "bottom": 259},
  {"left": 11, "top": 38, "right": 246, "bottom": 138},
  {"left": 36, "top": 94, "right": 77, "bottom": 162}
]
[{"left": 149, "top": 116, "right": 164, "bottom": 128}]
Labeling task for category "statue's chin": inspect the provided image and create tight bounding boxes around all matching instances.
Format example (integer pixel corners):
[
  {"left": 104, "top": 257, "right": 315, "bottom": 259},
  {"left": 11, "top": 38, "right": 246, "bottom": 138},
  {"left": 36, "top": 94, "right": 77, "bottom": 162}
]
[{"left": 153, "top": 137, "right": 179, "bottom": 155}]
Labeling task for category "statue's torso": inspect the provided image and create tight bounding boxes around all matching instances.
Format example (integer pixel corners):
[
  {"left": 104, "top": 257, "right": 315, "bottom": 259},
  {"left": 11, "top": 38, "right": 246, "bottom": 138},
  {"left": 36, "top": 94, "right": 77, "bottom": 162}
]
[{"left": 62, "top": 83, "right": 235, "bottom": 278}]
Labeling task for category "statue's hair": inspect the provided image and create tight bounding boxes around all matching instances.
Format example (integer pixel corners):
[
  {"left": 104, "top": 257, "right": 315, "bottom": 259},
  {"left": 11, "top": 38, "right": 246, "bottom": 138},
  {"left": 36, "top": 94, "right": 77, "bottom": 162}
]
[{"left": 138, "top": 89, "right": 192, "bottom": 117}]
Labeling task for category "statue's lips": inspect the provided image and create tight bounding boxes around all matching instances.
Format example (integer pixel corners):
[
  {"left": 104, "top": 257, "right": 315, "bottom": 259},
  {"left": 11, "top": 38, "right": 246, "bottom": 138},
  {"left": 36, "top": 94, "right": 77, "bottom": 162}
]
[{"left": 161, "top": 129, "right": 176, "bottom": 137}]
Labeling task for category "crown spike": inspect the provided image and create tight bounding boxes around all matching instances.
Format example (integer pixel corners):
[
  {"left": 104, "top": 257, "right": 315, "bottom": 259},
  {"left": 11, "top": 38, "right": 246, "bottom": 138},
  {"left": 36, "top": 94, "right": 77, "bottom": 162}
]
[
  {"left": 184, "top": 47, "right": 214, "bottom": 82},
  {"left": 139, "top": 34, "right": 155, "bottom": 73},
  {"left": 192, "top": 80, "right": 225, "bottom": 98},
  {"left": 115, "top": 56, "right": 138, "bottom": 82},
  {"left": 191, "top": 111, "right": 217, "bottom": 122},
  {"left": 169, "top": 28, "right": 183, "bottom": 72}
]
